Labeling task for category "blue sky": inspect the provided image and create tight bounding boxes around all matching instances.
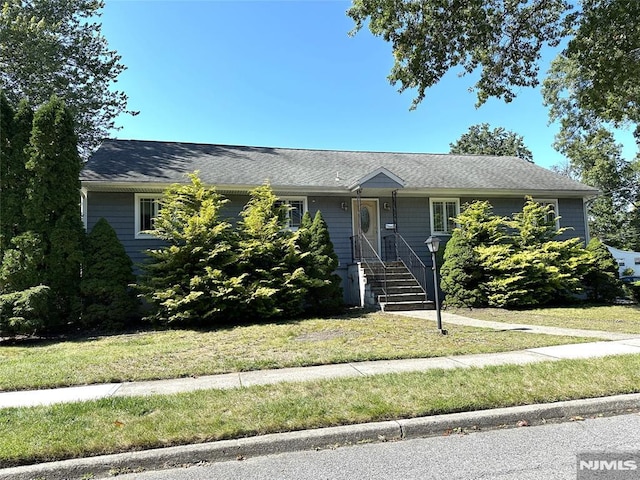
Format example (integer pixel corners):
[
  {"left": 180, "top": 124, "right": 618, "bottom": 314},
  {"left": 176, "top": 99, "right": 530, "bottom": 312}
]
[{"left": 101, "top": 0, "right": 635, "bottom": 170}]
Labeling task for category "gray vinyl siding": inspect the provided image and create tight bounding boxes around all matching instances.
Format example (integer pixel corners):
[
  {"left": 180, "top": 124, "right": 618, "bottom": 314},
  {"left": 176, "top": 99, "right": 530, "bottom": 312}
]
[
  {"left": 305, "top": 195, "right": 353, "bottom": 270},
  {"left": 359, "top": 173, "right": 404, "bottom": 189},
  {"left": 86, "top": 191, "right": 163, "bottom": 269},
  {"left": 394, "top": 196, "right": 431, "bottom": 263},
  {"left": 86, "top": 191, "right": 589, "bottom": 302},
  {"left": 557, "top": 198, "right": 588, "bottom": 241}
]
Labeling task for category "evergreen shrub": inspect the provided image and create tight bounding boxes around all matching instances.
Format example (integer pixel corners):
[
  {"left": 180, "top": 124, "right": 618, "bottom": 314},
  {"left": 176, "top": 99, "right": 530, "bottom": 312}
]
[
  {"left": 0, "top": 285, "right": 50, "bottom": 336},
  {"left": 582, "top": 238, "right": 622, "bottom": 303},
  {"left": 82, "top": 218, "right": 138, "bottom": 328}
]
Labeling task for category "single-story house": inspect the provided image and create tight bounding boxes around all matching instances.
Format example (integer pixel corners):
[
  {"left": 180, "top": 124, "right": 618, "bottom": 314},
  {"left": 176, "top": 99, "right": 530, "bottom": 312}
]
[{"left": 81, "top": 139, "right": 599, "bottom": 309}]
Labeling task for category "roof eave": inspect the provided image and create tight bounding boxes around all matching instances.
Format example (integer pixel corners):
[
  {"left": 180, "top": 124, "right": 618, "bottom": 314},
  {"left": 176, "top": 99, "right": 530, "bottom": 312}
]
[{"left": 81, "top": 181, "right": 599, "bottom": 199}]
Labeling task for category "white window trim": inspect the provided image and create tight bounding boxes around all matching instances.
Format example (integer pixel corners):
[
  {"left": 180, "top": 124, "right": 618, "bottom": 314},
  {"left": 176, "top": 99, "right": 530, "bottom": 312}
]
[
  {"left": 135, "top": 193, "right": 163, "bottom": 239},
  {"left": 429, "top": 197, "right": 460, "bottom": 235},
  {"left": 533, "top": 198, "right": 560, "bottom": 229},
  {"left": 277, "top": 196, "right": 307, "bottom": 231},
  {"left": 80, "top": 188, "right": 88, "bottom": 231}
]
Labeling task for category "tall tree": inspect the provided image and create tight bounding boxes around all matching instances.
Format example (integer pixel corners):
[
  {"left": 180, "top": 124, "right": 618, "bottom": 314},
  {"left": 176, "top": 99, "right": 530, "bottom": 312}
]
[
  {"left": 449, "top": 123, "right": 534, "bottom": 162},
  {"left": 0, "top": 94, "right": 32, "bottom": 253},
  {"left": 545, "top": 126, "right": 640, "bottom": 250},
  {"left": 1, "top": 96, "right": 85, "bottom": 324},
  {"left": 0, "top": 0, "right": 132, "bottom": 158},
  {"left": 539, "top": 4, "right": 640, "bottom": 251},
  {"left": 348, "top": 0, "right": 575, "bottom": 108},
  {"left": 348, "top": 0, "right": 638, "bottom": 124}
]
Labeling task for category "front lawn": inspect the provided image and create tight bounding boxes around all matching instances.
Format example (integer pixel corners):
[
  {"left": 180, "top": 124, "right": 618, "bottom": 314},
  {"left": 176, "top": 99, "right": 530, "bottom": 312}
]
[
  {"left": 450, "top": 305, "right": 640, "bottom": 333},
  {"left": 0, "top": 311, "right": 594, "bottom": 391}
]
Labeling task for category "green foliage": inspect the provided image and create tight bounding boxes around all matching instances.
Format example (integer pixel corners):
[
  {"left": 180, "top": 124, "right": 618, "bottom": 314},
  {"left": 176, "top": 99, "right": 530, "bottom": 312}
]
[
  {"left": 441, "top": 199, "right": 593, "bottom": 309},
  {"left": 440, "top": 233, "right": 484, "bottom": 308},
  {"left": 0, "top": 232, "right": 46, "bottom": 293},
  {"left": 0, "top": 0, "right": 132, "bottom": 158},
  {"left": 562, "top": 0, "right": 640, "bottom": 127},
  {"left": 0, "top": 285, "right": 50, "bottom": 336},
  {"left": 582, "top": 238, "right": 622, "bottom": 304},
  {"left": 233, "top": 183, "right": 308, "bottom": 320},
  {"left": 479, "top": 237, "right": 589, "bottom": 308},
  {"left": 628, "top": 282, "right": 640, "bottom": 303},
  {"left": 622, "top": 267, "right": 635, "bottom": 277},
  {"left": 302, "top": 210, "right": 344, "bottom": 315},
  {"left": 440, "top": 201, "right": 506, "bottom": 308},
  {"left": 81, "top": 218, "right": 137, "bottom": 328},
  {"left": 47, "top": 213, "right": 84, "bottom": 320},
  {"left": 348, "top": 0, "right": 574, "bottom": 108},
  {"left": 0, "top": 94, "right": 32, "bottom": 255},
  {"left": 24, "top": 95, "right": 83, "bottom": 233},
  {"left": 140, "top": 178, "right": 344, "bottom": 326},
  {"left": 449, "top": 123, "right": 534, "bottom": 162},
  {"left": 139, "top": 174, "right": 237, "bottom": 326},
  {"left": 349, "top": 0, "right": 637, "bottom": 123},
  {"left": 508, "top": 198, "right": 561, "bottom": 248},
  {"left": 545, "top": 125, "right": 640, "bottom": 251},
  {"left": 0, "top": 96, "right": 85, "bottom": 329},
  {"left": 24, "top": 96, "right": 84, "bottom": 324}
]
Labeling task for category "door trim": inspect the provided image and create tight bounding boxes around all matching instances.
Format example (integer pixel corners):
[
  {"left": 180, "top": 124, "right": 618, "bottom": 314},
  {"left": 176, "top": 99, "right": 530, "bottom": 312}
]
[{"left": 352, "top": 198, "right": 380, "bottom": 255}]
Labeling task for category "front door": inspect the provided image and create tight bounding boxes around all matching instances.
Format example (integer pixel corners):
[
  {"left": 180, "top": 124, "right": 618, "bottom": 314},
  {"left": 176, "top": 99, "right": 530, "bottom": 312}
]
[{"left": 352, "top": 199, "right": 380, "bottom": 256}]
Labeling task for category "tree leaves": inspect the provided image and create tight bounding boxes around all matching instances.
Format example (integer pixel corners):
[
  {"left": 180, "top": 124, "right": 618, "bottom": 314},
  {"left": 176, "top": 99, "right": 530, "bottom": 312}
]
[
  {"left": 449, "top": 123, "right": 533, "bottom": 162},
  {"left": 348, "top": 0, "right": 573, "bottom": 108},
  {"left": 0, "top": 0, "right": 132, "bottom": 158}
]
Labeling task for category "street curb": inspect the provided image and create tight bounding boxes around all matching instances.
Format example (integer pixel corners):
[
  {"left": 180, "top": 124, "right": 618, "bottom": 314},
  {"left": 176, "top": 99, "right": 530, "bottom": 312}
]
[{"left": 2, "top": 393, "right": 640, "bottom": 480}]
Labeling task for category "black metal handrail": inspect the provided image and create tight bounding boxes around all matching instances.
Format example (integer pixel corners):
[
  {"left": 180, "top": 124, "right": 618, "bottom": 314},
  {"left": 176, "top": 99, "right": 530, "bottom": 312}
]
[
  {"left": 383, "top": 233, "right": 428, "bottom": 302},
  {"left": 351, "top": 234, "right": 387, "bottom": 299}
]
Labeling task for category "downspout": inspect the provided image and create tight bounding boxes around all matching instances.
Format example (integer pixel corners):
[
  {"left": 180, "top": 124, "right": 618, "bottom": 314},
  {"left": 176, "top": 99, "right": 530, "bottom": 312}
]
[
  {"left": 356, "top": 188, "right": 362, "bottom": 260},
  {"left": 583, "top": 196, "right": 591, "bottom": 244}
]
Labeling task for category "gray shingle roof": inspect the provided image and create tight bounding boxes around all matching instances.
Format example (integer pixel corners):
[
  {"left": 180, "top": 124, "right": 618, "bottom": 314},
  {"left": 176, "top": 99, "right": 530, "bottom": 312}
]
[{"left": 81, "top": 139, "right": 598, "bottom": 196}]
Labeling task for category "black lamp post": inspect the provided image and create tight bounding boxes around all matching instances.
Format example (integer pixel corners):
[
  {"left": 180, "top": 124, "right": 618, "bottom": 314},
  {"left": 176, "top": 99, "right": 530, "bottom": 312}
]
[{"left": 425, "top": 236, "right": 446, "bottom": 335}]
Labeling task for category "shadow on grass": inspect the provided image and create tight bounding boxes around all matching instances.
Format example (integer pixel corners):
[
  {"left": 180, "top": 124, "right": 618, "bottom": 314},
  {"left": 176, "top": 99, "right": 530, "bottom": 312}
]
[{"left": 0, "top": 306, "right": 375, "bottom": 348}]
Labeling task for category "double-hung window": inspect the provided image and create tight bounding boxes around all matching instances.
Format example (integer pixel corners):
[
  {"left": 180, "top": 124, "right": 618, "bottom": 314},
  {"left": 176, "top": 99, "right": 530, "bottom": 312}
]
[
  {"left": 429, "top": 198, "right": 459, "bottom": 235},
  {"left": 275, "top": 197, "right": 306, "bottom": 230},
  {"left": 533, "top": 198, "right": 559, "bottom": 228},
  {"left": 135, "top": 194, "right": 162, "bottom": 238}
]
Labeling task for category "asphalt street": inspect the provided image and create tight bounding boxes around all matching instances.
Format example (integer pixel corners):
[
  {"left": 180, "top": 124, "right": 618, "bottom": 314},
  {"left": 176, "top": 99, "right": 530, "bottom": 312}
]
[{"left": 114, "top": 411, "right": 640, "bottom": 480}]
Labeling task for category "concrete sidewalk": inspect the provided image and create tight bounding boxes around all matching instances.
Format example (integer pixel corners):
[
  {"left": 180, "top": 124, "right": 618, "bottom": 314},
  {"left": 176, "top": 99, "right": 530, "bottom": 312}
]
[
  {"left": 2, "top": 311, "right": 640, "bottom": 409},
  {"left": 395, "top": 309, "right": 640, "bottom": 340}
]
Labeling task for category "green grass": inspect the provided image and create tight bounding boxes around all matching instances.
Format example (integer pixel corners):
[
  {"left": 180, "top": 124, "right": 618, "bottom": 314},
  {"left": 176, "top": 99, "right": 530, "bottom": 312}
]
[
  {"left": 0, "top": 312, "right": 595, "bottom": 391},
  {"left": 2, "top": 354, "right": 640, "bottom": 467},
  {"left": 450, "top": 305, "right": 640, "bottom": 333}
]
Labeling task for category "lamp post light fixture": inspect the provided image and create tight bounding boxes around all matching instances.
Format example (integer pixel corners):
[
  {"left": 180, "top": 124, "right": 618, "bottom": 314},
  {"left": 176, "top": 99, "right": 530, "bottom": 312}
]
[{"left": 425, "top": 236, "right": 446, "bottom": 335}]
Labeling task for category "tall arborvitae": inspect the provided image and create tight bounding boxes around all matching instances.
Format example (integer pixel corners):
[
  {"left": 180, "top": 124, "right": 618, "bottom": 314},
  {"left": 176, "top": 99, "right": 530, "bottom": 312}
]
[
  {"left": 305, "top": 210, "right": 343, "bottom": 315},
  {"left": 82, "top": 218, "right": 137, "bottom": 328},
  {"left": 0, "top": 95, "right": 32, "bottom": 255},
  {"left": 22, "top": 96, "right": 85, "bottom": 324},
  {"left": 0, "top": 93, "right": 15, "bottom": 254}
]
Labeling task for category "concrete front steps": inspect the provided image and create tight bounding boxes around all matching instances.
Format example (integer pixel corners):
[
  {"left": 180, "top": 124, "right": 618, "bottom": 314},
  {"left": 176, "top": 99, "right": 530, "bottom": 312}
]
[{"left": 363, "top": 261, "right": 434, "bottom": 312}]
